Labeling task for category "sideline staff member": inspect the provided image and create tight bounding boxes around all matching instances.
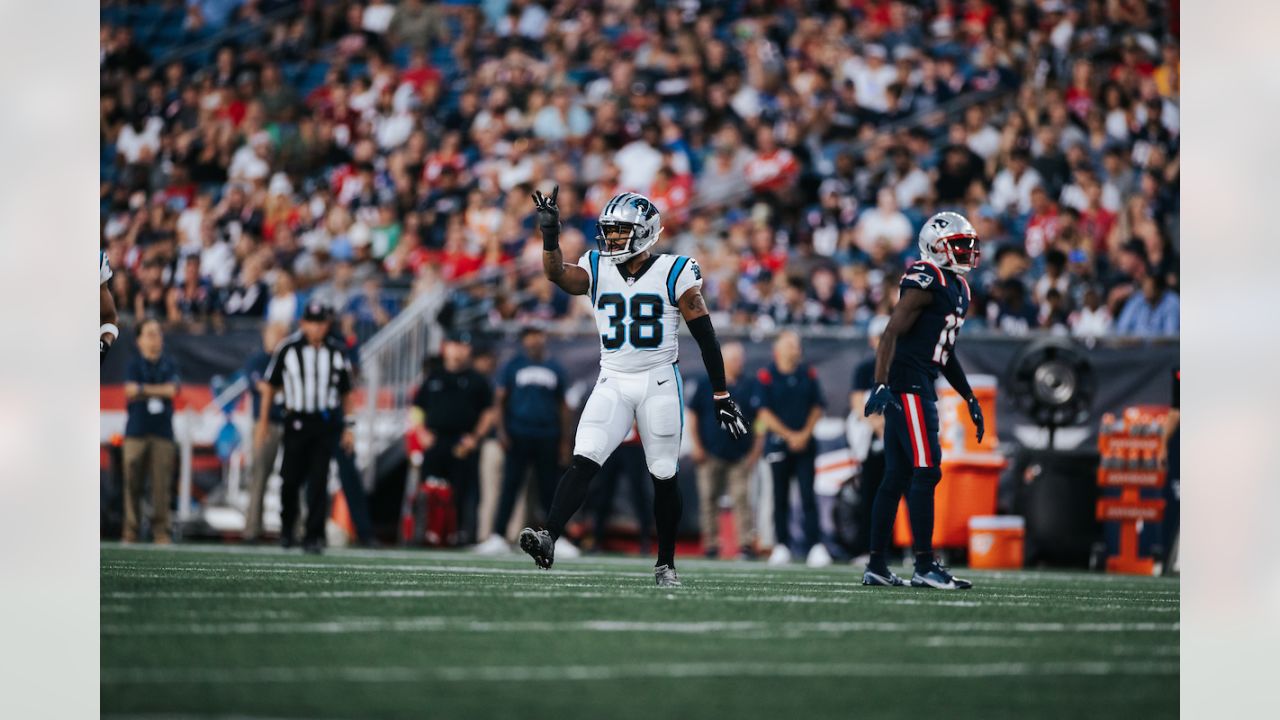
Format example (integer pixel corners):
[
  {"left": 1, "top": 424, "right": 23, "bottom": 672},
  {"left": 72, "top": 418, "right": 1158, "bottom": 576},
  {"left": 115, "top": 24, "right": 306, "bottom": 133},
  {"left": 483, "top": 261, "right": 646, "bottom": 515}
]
[
  {"left": 410, "top": 330, "right": 496, "bottom": 546},
  {"left": 257, "top": 302, "right": 354, "bottom": 554},
  {"left": 754, "top": 330, "right": 827, "bottom": 567}
]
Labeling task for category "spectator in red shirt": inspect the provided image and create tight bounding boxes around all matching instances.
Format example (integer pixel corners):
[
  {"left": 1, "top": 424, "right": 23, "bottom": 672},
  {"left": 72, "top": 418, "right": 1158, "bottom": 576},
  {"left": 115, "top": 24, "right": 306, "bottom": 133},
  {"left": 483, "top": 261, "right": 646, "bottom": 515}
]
[
  {"left": 648, "top": 166, "right": 692, "bottom": 232},
  {"left": 1078, "top": 177, "right": 1118, "bottom": 255},
  {"left": 744, "top": 126, "right": 799, "bottom": 198},
  {"left": 1024, "top": 186, "right": 1061, "bottom": 260}
]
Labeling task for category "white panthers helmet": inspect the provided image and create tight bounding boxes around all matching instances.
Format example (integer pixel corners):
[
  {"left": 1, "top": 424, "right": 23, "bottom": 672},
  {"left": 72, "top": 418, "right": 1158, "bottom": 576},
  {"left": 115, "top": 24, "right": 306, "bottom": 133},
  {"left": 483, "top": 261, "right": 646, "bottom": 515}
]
[
  {"left": 596, "top": 192, "right": 664, "bottom": 265},
  {"left": 918, "top": 211, "right": 981, "bottom": 275}
]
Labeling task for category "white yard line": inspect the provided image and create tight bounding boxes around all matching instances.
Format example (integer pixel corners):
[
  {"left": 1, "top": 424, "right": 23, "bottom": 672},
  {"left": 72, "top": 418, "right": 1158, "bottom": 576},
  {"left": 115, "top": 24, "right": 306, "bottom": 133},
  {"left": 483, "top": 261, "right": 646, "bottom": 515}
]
[
  {"left": 101, "top": 616, "right": 1179, "bottom": 637},
  {"left": 99, "top": 587, "right": 1178, "bottom": 614},
  {"left": 101, "top": 659, "right": 1179, "bottom": 686}
]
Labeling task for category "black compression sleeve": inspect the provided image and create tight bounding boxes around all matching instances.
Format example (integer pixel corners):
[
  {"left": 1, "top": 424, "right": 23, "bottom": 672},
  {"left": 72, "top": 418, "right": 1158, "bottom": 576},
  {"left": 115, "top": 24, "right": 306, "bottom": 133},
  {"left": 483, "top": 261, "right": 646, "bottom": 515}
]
[
  {"left": 942, "top": 353, "right": 974, "bottom": 399},
  {"left": 686, "top": 314, "right": 727, "bottom": 394}
]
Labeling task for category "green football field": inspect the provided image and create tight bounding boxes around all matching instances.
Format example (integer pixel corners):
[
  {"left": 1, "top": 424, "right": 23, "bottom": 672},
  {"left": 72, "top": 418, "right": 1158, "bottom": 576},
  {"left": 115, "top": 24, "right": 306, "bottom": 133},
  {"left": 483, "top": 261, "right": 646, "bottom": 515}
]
[{"left": 101, "top": 544, "right": 1178, "bottom": 719}]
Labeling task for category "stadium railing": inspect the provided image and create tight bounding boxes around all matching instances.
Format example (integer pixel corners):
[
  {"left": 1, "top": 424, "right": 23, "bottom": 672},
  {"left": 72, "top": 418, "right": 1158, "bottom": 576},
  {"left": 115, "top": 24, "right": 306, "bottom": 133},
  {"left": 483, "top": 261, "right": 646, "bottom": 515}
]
[{"left": 356, "top": 282, "right": 449, "bottom": 489}]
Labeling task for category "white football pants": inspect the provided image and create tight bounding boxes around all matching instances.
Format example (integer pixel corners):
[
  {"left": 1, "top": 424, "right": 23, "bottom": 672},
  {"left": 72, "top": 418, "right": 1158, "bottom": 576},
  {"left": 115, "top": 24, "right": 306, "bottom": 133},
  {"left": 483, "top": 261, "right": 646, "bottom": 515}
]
[{"left": 573, "top": 363, "right": 685, "bottom": 479}]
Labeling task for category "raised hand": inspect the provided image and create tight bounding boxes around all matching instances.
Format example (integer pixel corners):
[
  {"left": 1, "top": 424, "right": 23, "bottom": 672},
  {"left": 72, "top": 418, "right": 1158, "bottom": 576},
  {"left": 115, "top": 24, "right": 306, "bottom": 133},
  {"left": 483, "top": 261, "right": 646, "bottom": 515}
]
[{"left": 531, "top": 184, "right": 560, "bottom": 232}]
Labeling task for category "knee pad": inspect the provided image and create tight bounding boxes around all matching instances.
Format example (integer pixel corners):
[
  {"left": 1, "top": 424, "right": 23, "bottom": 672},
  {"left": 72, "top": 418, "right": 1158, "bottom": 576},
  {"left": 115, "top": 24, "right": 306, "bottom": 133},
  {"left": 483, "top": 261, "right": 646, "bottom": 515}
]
[
  {"left": 911, "top": 466, "right": 942, "bottom": 490},
  {"left": 573, "top": 427, "right": 610, "bottom": 466},
  {"left": 574, "top": 388, "right": 623, "bottom": 465},
  {"left": 647, "top": 457, "right": 678, "bottom": 481}
]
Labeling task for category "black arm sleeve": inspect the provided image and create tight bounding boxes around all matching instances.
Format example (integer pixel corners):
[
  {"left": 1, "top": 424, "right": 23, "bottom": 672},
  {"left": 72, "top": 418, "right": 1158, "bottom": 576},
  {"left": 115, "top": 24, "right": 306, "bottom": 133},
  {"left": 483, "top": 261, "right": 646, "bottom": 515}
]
[
  {"left": 686, "top": 314, "right": 726, "bottom": 394},
  {"left": 942, "top": 352, "right": 974, "bottom": 400}
]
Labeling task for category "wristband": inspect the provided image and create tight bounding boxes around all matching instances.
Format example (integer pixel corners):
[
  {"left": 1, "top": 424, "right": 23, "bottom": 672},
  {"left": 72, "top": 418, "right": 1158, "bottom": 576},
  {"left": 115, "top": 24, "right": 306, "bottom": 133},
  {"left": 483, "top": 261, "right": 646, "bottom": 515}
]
[
  {"left": 541, "top": 225, "right": 560, "bottom": 252},
  {"left": 100, "top": 323, "right": 119, "bottom": 341}
]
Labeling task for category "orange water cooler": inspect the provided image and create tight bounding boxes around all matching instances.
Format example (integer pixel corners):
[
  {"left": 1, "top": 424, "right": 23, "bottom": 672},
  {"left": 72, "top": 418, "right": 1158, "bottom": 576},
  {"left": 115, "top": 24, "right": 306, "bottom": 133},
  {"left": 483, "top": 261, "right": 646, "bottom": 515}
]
[
  {"left": 894, "top": 376, "right": 1007, "bottom": 550},
  {"left": 968, "top": 515, "right": 1025, "bottom": 569}
]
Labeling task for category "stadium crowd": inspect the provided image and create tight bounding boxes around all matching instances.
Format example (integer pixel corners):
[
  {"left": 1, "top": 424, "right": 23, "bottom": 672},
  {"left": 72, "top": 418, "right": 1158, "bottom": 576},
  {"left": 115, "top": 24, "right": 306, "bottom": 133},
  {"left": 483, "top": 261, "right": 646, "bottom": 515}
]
[{"left": 101, "top": 0, "right": 1179, "bottom": 342}]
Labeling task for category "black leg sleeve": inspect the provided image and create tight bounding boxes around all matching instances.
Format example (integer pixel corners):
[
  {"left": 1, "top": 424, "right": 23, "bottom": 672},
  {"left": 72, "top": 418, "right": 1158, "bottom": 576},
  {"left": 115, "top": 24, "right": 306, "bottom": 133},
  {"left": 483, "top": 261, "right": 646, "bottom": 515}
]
[
  {"left": 546, "top": 454, "right": 601, "bottom": 540},
  {"left": 652, "top": 473, "right": 683, "bottom": 568}
]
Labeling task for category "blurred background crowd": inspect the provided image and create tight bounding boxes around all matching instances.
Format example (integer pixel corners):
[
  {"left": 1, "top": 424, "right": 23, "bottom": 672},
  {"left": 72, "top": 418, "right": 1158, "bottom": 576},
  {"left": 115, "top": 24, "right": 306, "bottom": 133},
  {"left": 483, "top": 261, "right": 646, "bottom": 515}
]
[{"left": 101, "top": 0, "right": 1180, "bottom": 347}]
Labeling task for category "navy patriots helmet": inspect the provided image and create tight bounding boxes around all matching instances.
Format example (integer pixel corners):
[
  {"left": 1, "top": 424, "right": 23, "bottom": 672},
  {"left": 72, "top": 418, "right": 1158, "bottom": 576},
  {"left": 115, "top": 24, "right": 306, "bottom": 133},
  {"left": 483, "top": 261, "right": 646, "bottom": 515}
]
[{"left": 595, "top": 192, "right": 663, "bottom": 265}]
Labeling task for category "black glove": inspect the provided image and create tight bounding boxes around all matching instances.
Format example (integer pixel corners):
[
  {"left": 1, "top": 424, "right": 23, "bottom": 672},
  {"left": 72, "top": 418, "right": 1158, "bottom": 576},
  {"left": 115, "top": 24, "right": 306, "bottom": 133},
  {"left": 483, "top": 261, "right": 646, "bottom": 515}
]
[
  {"left": 100, "top": 337, "right": 112, "bottom": 365},
  {"left": 966, "top": 395, "right": 985, "bottom": 444},
  {"left": 863, "top": 383, "right": 901, "bottom": 416},
  {"left": 531, "top": 185, "right": 560, "bottom": 249},
  {"left": 714, "top": 394, "right": 749, "bottom": 440}
]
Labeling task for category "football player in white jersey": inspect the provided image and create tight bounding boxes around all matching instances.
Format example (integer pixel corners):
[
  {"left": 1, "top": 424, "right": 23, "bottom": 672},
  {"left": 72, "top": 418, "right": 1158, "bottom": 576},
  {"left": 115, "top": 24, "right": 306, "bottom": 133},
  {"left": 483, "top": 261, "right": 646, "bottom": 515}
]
[
  {"left": 100, "top": 249, "right": 119, "bottom": 364},
  {"left": 519, "top": 186, "right": 749, "bottom": 587}
]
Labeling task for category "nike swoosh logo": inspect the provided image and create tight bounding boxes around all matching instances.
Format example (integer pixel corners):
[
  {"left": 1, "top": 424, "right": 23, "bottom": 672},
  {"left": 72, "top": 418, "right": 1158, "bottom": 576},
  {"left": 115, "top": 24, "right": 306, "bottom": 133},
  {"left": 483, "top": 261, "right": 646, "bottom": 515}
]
[{"left": 657, "top": 379, "right": 670, "bottom": 385}]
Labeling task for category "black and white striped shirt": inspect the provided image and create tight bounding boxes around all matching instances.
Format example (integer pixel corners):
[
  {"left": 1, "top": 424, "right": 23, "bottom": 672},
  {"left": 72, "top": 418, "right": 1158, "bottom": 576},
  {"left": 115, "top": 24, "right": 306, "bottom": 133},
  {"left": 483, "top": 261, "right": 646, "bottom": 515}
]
[{"left": 264, "top": 333, "right": 353, "bottom": 417}]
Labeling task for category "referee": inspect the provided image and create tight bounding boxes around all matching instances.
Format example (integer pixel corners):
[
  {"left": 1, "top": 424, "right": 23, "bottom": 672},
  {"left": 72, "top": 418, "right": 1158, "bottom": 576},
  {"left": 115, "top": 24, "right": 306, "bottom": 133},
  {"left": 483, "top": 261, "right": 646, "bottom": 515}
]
[{"left": 257, "top": 301, "right": 354, "bottom": 554}]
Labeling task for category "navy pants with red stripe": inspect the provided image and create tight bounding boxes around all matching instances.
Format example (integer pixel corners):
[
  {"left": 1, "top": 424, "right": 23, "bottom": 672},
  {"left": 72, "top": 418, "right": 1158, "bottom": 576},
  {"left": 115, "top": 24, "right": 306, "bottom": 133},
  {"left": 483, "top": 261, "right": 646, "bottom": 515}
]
[{"left": 868, "top": 392, "right": 943, "bottom": 560}]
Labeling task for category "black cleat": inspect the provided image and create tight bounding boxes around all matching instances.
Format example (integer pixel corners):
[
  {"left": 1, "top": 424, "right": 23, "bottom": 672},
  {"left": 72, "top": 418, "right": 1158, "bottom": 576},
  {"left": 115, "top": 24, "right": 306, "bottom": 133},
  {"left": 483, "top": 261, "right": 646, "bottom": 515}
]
[
  {"left": 911, "top": 560, "right": 973, "bottom": 590},
  {"left": 862, "top": 567, "right": 907, "bottom": 586},
  {"left": 302, "top": 539, "right": 324, "bottom": 556},
  {"left": 519, "top": 528, "right": 555, "bottom": 570}
]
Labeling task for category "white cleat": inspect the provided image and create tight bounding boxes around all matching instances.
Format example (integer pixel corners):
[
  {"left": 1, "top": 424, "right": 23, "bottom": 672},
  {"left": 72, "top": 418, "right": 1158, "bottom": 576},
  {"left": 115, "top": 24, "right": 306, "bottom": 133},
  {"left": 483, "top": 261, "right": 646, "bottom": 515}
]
[
  {"left": 767, "top": 545, "right": 793, "bottom": 566},
  {"left": 472, "top": 535, "right": 512, "bottom": 556},
  {"left": 554, "top": 536, "right": 581, "bottom": 559},
  {"left": 806, "top": 543, "right": 833, "bottom": 568}
]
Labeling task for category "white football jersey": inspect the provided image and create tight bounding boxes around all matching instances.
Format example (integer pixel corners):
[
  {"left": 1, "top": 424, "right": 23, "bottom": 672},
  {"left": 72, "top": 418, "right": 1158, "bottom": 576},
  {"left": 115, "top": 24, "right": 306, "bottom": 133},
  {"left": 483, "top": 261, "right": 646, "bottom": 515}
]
[
  {"left": 100, "top": 250, "right": 113, "bottom": 286},
  {"left": 577, "top": 250, "right": 703, "bottom": 373}
]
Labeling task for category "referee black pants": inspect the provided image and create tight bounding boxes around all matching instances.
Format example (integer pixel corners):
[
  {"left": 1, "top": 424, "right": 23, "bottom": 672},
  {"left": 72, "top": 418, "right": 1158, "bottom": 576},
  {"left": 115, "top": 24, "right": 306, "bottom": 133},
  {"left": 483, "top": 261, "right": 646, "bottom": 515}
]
[{"left": 280, "top": 417, "right": 339, "bottom": 544}]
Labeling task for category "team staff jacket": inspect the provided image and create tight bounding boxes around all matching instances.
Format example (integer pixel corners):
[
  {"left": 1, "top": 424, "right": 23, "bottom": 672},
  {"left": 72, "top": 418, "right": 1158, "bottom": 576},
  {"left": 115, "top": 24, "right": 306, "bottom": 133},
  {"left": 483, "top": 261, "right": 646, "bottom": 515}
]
[
  {"left": 888, "top": 260, "right": 971, "bottom": 401},
  {"left": 413, "top": 369, "right": 494, "bottom": 436},
  {"left": 753, "top": 362, "right": 825, "bottom": 454}
]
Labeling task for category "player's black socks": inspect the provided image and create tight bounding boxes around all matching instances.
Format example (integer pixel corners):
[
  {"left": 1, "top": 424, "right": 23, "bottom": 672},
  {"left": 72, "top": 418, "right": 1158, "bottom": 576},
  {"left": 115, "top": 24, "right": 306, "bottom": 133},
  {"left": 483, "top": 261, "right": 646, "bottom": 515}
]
[
  {"left": 867, "top": 470, "right": 909, "bottom": 560},
  {"left": 867, "top": 551, "right": 890, "bottom": 576},
  {"left": 651, "top": 473, "right": 682, "bottom": 568},
  {"left": 545, "top": 455, "right": 600, "bottom": 541},
  {"left": 906, "top": 467, "right": 941, "bottom": 566},
  {"left": 914, "top": 552, "right": 936, "bottom": 573}
]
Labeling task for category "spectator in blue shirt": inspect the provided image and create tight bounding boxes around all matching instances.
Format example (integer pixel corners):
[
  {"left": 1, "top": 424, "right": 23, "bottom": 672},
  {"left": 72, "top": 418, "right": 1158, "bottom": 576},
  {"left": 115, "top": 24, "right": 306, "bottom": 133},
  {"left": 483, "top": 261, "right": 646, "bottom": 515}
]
[
  {"left": 122, "top": 319, "right": 180, "bottom": 544},
  {"left": 1115, "top": 275, "right": 1180, "bottom": 337},
  {"left": 342, "top": 277, "right": 396, "bottom": 341},
  {"left": 475, "top": 326, "right": 569, "bottom": 554},
  {"left": 688, "top": 342, "right": 762, "bottom": 559},
  {"left": 753, "top": 330, "right": 828, "bottom": 567}
]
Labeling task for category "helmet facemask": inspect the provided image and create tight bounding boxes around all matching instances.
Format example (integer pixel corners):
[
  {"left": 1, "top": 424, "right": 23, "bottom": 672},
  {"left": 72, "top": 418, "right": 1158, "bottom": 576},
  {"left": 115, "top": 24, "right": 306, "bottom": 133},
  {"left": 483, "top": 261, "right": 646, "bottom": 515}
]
[
  {"left": 596, "top": 222, "right": 640, "bottom": 262},
  {"left": 938, "top": 234, "right": 980, "bottom": 274}
]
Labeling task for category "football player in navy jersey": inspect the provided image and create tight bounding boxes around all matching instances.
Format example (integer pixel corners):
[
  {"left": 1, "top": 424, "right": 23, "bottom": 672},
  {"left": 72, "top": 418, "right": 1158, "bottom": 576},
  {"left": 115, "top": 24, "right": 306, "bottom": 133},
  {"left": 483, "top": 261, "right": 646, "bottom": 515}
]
[{"left": 862, "top": 212, "right": 986, "bottom": 590}]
